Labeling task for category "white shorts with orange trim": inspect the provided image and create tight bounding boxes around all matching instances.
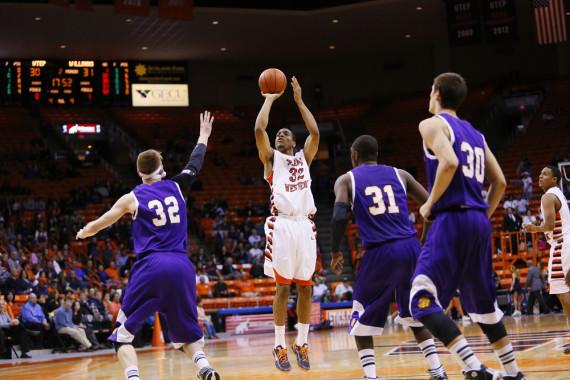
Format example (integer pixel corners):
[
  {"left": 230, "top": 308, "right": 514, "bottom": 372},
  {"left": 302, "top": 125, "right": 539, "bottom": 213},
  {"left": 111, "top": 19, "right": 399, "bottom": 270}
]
[
  {"left": 263, "top": 215, "right": 317, "bottom": 286},
  {"left": 548, "top": 236, "right": 570, "bottom": 295}
]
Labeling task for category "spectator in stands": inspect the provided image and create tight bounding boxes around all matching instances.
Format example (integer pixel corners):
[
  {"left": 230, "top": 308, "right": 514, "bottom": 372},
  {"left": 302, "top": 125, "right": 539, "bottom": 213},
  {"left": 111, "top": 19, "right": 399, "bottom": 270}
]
[
  {"left": 107, "top": 292, "right": 121, "bottom": 322},
  {"left": 248, "top": 243, "right": 263, "bottom": 261},
  {"left": 516, "top": 197, "right": 528, "bottom": 214},
  {"left": 516, "top": 158, "right": 531, "bottom": 177},
  {"left": 522, "top": 210, "right": 537, "bottom": 226},
  {"left": 4, "top": 292, "right": 20, "bottom": 318},
  {"left": 54, "top": 297, "right": 93, "bottom": 351},
  {"left": 503, "top": 195, "right": 516, "bottom": 210},
  {"left": 88, "top": 290, "right": 111, "bottom": 323},
  {"left": 335, "top": 279, "right": 353, "bottom": 301},
  {"left": 71, "top": 300, "right": 101, "bottom": 350},
  {"left": 249, "top": 257, "right": 265, "bottom": 279},
  {"left": 510, "top": 266, "right": 523, "bottom": 317},
  {"left": 7, "top": 251, "right": 21, "bottom": 274},
  {"left": 196, "top": 267, "right": 210, "bottom": 284},
  {"left": 521, "top": 172, "right": 533, "bottom": 200},
  {"left": 6, "top": 269, "right": 33, "bottom": 294},
  {"left": 247, "top": 229, "right": 262, "bottom": 246},
  {"left": 20, "top": 293, "right": 50, "bottom": 345},
  {"left": 222, "top": 257, "right": 241, "bottom": 280},
  {"left": 104, "top": 261, "right": 121, "bottom": 286},
  {"left": 525, "top": 261, "right": 550, "bottom": 315},
  {"left": 197, "top": 277, "right": 211, "bottom": 298},
  {"left": 196, "top": 298, "right": 218, "bottom": 340},
  {"left": 503, "top": 208, "right": 521, "bottom": 232},
  {"left": 213, "top": 276, "right": 231, "bottom": 298},
  {"left": 312, "top": 277, "right": 329, "bottom": 302},
  {"left": 0, "top": 296, "right": 32, "bottom": 358}
]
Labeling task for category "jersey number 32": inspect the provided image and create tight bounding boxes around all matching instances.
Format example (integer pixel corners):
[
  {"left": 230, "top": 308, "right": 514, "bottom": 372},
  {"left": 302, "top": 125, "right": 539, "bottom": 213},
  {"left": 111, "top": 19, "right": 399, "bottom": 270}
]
[{"left": 148, "top": 196, "right": 181, "bottom": 227}]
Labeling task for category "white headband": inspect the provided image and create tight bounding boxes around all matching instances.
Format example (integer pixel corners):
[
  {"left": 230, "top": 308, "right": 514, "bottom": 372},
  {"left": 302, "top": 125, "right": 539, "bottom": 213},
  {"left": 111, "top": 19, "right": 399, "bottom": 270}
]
[{"left": 139, "top": 164, "right": 166, "bottom": 181}]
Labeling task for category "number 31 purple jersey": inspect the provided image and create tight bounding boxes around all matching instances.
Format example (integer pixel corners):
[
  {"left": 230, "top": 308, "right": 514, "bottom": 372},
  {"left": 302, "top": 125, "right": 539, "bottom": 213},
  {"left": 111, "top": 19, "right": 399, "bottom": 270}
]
[
  {"left": 131, "top": 180, "right": 187, "bottom": 256},
  {"left": 349, "top": 165, "right": 416, "bottom": 247}
]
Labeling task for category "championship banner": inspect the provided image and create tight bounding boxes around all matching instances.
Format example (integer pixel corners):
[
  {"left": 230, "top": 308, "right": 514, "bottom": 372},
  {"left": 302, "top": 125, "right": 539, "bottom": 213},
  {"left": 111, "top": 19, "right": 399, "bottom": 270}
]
[
  {"left": 324, "top": 308, "right": 353, "bottom": 328},
  {"left": 132, "top": 84, "right": 189, "bottom": 107},
  {"left": 226, "top": 314, "right": 274, "bottom": 335},
  {"left": 159, "top": 0, "right": 194, "bottom": 21},
  {"left": 114, "top": 0, "right": 150, "bottom": 16}
]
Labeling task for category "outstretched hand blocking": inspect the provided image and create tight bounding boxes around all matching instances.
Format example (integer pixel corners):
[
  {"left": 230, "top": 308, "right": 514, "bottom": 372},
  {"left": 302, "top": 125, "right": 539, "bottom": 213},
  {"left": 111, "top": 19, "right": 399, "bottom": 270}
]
[{"left": 199, "top": 110, "right": 215, "bottom": 139}]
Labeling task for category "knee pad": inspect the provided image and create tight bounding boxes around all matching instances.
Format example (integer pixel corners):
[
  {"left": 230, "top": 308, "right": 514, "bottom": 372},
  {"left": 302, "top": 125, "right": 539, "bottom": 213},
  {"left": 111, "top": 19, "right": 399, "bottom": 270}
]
[
  {"left": 478, "top": 321, "right": 507, "bottom": 344},
  {"left": 419, "top": 312, "right": 462, "bottom": 346},
  {"left": 114, "top": 342, "right": 132, "bottom": 353}
]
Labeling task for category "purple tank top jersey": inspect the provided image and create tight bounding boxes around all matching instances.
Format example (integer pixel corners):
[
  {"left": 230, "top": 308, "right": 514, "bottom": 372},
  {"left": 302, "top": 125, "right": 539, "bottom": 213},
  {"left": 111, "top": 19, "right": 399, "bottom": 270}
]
[
  {"left": 131, "top": 180, "right": 187, "bottom": 256},
  {"left": 350, "top": 165, "right": 416, "bottom": 247},
  {"left": 424, "top": 113, "right": 488, "bottom": 215}
]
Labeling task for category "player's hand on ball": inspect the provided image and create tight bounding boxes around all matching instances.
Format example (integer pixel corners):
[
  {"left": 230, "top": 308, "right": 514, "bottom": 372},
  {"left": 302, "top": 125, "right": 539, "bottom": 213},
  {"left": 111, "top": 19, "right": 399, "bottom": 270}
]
[
  {"left": 199, "top": 110, "right": 214, "bottom": 138},
  {"left": 261, "top": 92, "right": 283, "bottom": 102},
  {"left": 419, "top": 202, "right": 432, "bottom": 221},
  {"left": 331, "top": 251, "right": 344, "bottom": 276},
  {"left": 291, "top": 76, "right": 302, "bottom": 103}
]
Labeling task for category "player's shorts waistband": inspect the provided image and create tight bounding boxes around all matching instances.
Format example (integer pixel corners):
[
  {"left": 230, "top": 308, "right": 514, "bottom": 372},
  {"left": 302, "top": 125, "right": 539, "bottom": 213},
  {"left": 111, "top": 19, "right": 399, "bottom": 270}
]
[
  {"left": 135, "top": 251, "right": 187, "bottom": 261},
  {"left": 273, "top": 214, "right": 314, "bottom": 221}
]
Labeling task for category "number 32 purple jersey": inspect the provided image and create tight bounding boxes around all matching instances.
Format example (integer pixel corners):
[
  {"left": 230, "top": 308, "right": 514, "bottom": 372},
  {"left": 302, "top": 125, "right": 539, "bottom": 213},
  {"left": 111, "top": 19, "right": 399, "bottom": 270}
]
[{"left": 131, "top": 180, "right": 187, "bottom": 256}]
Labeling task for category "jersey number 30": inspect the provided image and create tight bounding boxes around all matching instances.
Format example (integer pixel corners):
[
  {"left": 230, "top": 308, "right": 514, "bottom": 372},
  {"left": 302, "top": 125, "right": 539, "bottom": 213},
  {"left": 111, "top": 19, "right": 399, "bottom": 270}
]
[
  {"left": 365, "top": 185, "right": 400, "bottom": 215},
  {"left": 461, "top": 141, "right": 484, "bottom": 183},
  {"left": 148, "top": 196, "right": 181, "bottom": 227}
]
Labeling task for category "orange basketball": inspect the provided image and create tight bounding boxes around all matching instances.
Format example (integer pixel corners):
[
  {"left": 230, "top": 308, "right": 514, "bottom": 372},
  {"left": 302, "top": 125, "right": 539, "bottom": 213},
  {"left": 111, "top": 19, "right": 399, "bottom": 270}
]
[{"left": 258, "top": 68, "right": 287, "bottom": 94}]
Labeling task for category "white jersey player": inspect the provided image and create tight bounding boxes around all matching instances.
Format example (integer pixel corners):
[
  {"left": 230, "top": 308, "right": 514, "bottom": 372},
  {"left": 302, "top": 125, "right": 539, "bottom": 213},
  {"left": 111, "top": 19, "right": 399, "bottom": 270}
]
[
  {"left": 524, "top": 166, "right": 570, "bottom": 353},
  {"left": 254, "top": 77, "right": 319, "bottom": 371}
]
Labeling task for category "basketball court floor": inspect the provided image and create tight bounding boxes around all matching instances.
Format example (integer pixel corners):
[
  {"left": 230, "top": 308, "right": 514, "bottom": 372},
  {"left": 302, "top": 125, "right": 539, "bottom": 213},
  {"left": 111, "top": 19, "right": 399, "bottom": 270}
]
[{"left": 1, "top": 314, "right": 569, "bottom": 379}]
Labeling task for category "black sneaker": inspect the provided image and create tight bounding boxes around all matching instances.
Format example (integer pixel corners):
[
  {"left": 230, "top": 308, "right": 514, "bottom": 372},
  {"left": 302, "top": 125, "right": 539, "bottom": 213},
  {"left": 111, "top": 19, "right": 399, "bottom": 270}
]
[
  {"left": 197, "top": 367, "right": 220, "bottom": 380},
  {"left": 503, "top": 373, "right": 528, "bottom": 380},
  {"left": 292, "top": 343, "right": 310, "bottom": 370},
  {"left": 20, "top": 352, "right": 32, "bottom": 359},
  {"left": 430, "top": 372, "right": 449, "bottom": 380},
  {"left": 272, "top": 345, "right": 292, "bottom": 371},
  {"left": 462, "top": 365, "right": 501, "bottom": 380}
]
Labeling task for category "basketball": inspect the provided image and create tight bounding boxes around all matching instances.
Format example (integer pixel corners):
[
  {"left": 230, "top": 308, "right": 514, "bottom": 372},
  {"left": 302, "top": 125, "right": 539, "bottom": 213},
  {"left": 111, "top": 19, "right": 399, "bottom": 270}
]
[{"left": 258, "top": 68, "right": 287, "bottom": 94}]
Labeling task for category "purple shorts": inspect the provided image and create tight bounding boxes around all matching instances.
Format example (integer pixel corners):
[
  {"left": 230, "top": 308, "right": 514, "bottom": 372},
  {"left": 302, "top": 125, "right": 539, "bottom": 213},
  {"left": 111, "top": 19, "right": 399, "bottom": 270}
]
[
  {"left": 349, "top": 236, "right": 422, "bottom": 336},
  {"left": 410, "top": 209, "right": 504, "bottom": 324},
  {"left": 108, "top": 252, "right": 203, "bottom": 346}
]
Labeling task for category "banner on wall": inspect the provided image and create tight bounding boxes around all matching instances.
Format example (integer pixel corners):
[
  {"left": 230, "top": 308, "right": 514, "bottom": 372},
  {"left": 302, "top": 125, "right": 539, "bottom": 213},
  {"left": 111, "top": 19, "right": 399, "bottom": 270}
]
[
  {"left": 226, "top": 314, "right": 274, "bottom": 335},
  {"left": 131, "top": 84, "right": 189, "bottom": 107},
  {"left": 324, "top": 308, "right": 352, "bottom": 328}
]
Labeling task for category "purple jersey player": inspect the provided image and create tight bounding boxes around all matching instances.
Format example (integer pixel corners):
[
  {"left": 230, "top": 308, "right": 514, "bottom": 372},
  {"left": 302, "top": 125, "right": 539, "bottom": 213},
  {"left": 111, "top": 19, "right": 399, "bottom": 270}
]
[
  {"left": 410, "top": 73, "right": 526, "bottom": 380},
  {"left": 76, "top": 111, "right": 220, "bottom": 380},
  {"left": 330, "top": 135, "right": 448, "bottom": 380}
]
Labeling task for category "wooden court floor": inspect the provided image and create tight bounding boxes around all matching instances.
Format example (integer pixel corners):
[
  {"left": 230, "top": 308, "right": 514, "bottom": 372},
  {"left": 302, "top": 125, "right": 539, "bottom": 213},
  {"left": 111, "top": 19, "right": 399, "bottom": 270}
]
[{"left": 1, "top": 314, "right": 569, "bottom": 379}]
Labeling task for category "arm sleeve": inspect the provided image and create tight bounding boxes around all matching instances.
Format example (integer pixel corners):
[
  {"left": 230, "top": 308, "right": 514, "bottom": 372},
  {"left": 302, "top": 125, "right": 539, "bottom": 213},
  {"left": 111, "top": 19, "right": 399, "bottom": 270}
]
[
  {"left": 331, "top": 202, "right": 350, "bottom": 252},
  {"left": 171, "top": 143, "right": 207, "bottom": 192}
]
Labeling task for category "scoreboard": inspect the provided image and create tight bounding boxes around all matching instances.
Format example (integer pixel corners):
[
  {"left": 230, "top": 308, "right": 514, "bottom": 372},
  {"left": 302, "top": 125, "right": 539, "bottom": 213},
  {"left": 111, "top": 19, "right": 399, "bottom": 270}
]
[{"left": 0, "top": 60, "right": 186, "bottom": 106}]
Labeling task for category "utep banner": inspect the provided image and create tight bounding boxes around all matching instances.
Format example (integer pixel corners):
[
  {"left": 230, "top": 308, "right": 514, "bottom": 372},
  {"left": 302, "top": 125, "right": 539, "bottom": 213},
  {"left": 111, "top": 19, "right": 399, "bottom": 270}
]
[
  {"left": 115, "top": 0, "right": 150, "bottom": 16},
  {"left": 159, "top": 0, "right": 193, "bottom": 21},
  {"left": 325, "top": 308, "right": 353, "bottom": 327},
  {"left": 132, "top": 84, "right": 189, "bottom": 107},
  {"left": 226, "top": 314, "right": 274, "bottom": 335}
]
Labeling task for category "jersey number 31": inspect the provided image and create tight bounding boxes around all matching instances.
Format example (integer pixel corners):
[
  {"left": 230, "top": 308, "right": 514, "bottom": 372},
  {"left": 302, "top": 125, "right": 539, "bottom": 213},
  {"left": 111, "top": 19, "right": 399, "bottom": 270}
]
[
  {"left": 365, "top": 185, "right": 400, "bottom": 215},
  {"left": 148, "top": 196, "right": 181, "bottom": 227}
]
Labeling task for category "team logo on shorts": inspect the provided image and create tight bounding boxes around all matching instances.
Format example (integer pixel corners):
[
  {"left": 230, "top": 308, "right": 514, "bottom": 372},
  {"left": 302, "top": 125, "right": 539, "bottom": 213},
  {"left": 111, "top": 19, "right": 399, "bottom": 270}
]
[{"left": 418, "top": 297, "right": 431, "bottom": 309}]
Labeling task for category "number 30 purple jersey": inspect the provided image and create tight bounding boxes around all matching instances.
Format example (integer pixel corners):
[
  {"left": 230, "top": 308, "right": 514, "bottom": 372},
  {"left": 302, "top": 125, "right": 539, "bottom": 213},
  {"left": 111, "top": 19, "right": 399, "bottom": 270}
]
[
  {"left": 131, "top": 180, "right": 187, "bottom": 256},
  {"left": 423, "top": 113, "right": 488, "bottom": 215}
]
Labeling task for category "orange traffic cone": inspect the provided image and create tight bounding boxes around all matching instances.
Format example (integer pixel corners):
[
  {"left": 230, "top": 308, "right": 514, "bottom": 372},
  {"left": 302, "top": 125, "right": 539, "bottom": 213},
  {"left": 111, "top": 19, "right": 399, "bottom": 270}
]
[{"left": 152, "top": 312, "right": 165, "bottom": 347}]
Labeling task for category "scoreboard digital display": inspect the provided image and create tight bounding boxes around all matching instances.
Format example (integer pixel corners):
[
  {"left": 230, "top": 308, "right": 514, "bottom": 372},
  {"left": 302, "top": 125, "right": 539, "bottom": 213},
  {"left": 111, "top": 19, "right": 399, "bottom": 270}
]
[{"left": 0, "top": 60, "right": 185, "bottom": 106}]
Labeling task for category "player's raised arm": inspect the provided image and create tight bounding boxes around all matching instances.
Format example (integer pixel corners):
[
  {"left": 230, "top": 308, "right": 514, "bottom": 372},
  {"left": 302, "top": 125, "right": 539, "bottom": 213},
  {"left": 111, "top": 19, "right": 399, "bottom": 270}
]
[
  {"left": 524, "top": 193, "right": 558, "bottom": 233},
  {"left": 171, "top": 111, "right": 214, "bottom": 192},
  {"left": 291, "top": 77, "right": 320, "bottom": 165},
  {"left": 330, "top": 173, "right": 352, "bottom": 275},
  {"left": 76, "top": 193, "right": 137, "bottom": 239},
  {"left": 418, "top": 117, "right": 459, "bottom": 220},
  {"left": 482, "top": 141, "right": 507, "bottom": 218},
  {"left": 254, "top": 93, "right": 281, "bottom": 169}
]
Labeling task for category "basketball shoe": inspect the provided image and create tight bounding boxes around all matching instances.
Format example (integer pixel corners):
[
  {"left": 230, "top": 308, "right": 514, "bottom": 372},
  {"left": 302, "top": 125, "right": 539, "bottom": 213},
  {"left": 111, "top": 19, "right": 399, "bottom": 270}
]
[
  {"left": 197, "top": 367, "right": 220, "bottom": 380},
  {"left": 273, "top": 345, "right": 291, "bottom": 371},
  {"left": 462, "top": 365, "right": 501, "bottom": 380},
  {"left": 503, "top": 373, "right": 528, "bottom": 380},
  {"left": 292, "top": 343, "right": 310, "bottom": 370}
]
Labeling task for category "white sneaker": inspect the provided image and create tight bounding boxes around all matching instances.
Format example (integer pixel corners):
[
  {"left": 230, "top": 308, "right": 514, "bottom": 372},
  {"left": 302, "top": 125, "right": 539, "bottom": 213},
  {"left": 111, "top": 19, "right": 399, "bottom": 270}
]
[
  {"left": 462, "top": 315, "right": 471, "bottom": 322},
  {"left": 513, "top": 310, "right": 521, "bottom": 317}
]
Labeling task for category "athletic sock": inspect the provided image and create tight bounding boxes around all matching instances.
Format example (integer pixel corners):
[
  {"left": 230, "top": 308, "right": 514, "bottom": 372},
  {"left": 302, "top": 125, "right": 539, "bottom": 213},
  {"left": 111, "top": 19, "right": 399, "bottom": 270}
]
[
  {"left": 418, "top": 339, "right": 445, "bottom": 377},
  {"left": 192, "top": 351, "right": 211, "bottom": 371},
  {"left": 449, "top": 338, "right": 482, "bottom": 370},
  {"left": 274, "top": 325, "right": 286, "bottom": 348},
  {"left": 124, "top": 366, "right": 140, "bottom": 380},
  {"left": 495, "top": 343, "right": 520, "bottom": 376},
  {"left": 358, "top": 348, "right": 377, "bottom": 379},
  {"left": 295, "top": 323, "right": 310, "bottom": 346}
]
